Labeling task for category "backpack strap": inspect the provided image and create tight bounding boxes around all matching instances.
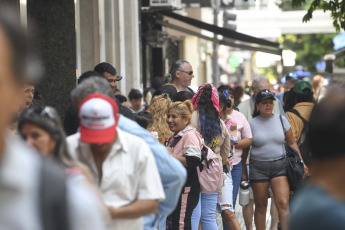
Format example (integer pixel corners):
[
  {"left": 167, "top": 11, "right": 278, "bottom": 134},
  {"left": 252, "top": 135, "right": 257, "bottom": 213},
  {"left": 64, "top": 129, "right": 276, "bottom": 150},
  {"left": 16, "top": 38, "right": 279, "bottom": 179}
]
[
  {"left": 167, "top": 136, "right": 182, "bottom": 148},
  {"left": 290, "top": 109, "right": 308, "bottom": 124},
  {"left": 279, "top": 115, "right": 285, "bottom": 132},
  {"left": 40, "top": 160, "right": 69, "bottom": 230}
]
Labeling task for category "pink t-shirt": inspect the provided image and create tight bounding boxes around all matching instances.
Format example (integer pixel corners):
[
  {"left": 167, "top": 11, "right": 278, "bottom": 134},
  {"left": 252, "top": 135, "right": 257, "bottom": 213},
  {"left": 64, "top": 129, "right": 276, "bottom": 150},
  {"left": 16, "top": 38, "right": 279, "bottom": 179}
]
[{"left": 230, "top": 110, "right": 252, "bottom": 165}]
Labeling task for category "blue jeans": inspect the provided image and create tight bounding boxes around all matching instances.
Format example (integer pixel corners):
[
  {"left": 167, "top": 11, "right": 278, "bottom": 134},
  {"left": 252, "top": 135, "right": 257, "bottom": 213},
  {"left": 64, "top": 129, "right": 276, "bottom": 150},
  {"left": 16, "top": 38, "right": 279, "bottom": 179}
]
[
  {"left": 191, "top": 192, "right": 218, "bottom": 230},
  {"left": 223, "top": 162, "right": 242, "bottom": 230},
  {"left": 231, "top": 162, "right": 242, "bottom": 208}
]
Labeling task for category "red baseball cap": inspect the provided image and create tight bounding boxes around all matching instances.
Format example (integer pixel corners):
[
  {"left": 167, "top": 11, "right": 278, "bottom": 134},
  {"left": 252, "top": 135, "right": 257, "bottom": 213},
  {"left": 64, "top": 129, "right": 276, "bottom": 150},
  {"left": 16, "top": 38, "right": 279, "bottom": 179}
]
[{"left": 78, "top": 93, "right": 119, "bottom": 144}]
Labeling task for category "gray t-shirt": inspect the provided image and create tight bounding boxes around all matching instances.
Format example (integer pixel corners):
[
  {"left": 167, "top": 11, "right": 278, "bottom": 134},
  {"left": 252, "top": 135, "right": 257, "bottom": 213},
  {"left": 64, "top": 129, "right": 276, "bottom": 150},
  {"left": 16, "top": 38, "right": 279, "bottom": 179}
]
[{"left": 249, "top": 114, "right": 290, "bottom": 161}]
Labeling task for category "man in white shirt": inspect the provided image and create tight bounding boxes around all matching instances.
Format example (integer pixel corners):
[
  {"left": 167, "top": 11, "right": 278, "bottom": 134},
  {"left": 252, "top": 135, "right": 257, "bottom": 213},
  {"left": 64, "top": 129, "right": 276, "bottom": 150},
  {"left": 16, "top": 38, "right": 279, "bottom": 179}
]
[{"left": 67, "top": 93, "right": 165, "bottom": 230}]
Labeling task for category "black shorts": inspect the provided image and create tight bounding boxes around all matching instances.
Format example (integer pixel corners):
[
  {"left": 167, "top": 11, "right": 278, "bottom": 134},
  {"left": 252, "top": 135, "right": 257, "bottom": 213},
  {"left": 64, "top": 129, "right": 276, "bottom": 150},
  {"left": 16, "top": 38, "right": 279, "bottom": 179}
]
[{"left": 249, "top": 157, "right": 286, "bottom": 183}]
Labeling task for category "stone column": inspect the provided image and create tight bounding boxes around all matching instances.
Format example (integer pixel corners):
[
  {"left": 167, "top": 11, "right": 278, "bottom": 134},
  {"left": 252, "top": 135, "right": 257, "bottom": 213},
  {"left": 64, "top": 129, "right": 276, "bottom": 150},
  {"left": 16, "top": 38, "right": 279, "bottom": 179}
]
[
  {"left": 78, "top": 0, "right": 99, "bottom": 73},
  {"left": 27, "top": 0, "right": 76, "bottom": 119}
]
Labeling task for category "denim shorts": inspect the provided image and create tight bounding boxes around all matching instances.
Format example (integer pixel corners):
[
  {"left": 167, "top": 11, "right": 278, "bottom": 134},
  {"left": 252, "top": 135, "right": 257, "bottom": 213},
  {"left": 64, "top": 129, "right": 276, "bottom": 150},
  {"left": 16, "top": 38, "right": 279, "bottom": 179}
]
[
  {"left": 249, "top": 157, "right": 286, "bottom": 183},
  {"left": 218, "top": 172, "right": 235, "bottom": 212}
]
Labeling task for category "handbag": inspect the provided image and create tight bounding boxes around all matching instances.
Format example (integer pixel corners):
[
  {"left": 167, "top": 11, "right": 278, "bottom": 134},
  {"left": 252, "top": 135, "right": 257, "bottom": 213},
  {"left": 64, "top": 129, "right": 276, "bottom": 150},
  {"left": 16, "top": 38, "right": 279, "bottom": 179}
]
[{"left": 279, "top": 115, "right": 305, "bottom": 189}]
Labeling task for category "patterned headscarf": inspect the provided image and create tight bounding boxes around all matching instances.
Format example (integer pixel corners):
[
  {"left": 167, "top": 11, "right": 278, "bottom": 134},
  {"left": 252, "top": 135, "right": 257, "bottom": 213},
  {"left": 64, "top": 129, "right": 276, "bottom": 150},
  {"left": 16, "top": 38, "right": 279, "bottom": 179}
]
[{"left": 191, "top": 83, "right": 220, "bottom": 116}]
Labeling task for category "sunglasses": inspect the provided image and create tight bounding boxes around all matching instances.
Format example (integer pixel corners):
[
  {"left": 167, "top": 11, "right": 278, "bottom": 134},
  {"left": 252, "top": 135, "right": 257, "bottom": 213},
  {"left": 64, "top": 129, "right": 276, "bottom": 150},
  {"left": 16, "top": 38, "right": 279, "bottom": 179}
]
[
  {"left": 180, "top": 71, "right": 193, "bottom": 76},
  {"left": 27, "top": 106, "right": 56, "bottom": 121}
]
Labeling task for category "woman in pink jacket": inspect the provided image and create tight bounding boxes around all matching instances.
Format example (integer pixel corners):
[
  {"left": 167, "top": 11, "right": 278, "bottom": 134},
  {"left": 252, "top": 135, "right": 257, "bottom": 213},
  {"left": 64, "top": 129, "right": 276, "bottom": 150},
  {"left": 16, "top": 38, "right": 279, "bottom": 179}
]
[{"left": 166, "top": 100, "right": 202, "bottom": 230}]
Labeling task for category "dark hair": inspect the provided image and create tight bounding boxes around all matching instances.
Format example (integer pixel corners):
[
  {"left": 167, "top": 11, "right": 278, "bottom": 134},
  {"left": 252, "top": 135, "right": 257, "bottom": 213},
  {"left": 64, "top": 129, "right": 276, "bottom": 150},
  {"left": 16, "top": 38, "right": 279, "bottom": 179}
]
[
  {"left": 309, "top": 89, "right": 345, "bottom": 159},
  {"left": 219, "top": 94, "right": 228, "bottom": 112},
  {"left": 218, "top": 85, "right": 235, "bottom": 98},
  {"left": 151, "top": 76, "right": 164, "bottom": 91},
  {"left": 153, "top": 85, "right": 177, "bottom": 100},
  {"left": 284, "top": 88, "right": 314, "bottom": 112},
  {"left": 173, "top": 91, "right": 194, "bottom": 102},
  {"left": 135, "top": 111, "right": 153, "bottom": 129},
  {"left": 234, "top": 86, "right": 244, "bottom": 108},
  {"left": 128, "top": 89, "right": 143, "bottom": 100},
  {"left": 0, "top": 6, "right": 41, "bottom": 82},
  {"left": 196, "top": 85, "right": 222, "bottom": 144},
  {"left": 77, "top": 71, "right": 102, "bottom": 84},
  {"left": 252, "top": 105, "right": 260, "bottom": 118},
  {"left": 18, "top": 106, "right": 71, "bottom": 163},
  {"left": 115, "top": 95, "right": 127, "bottom": 103},
  {"left": 94, "top": 62, "right": 117, "bottom": 75},
  {"left": 165, "top": 60, "right": 189, "bottom": 83},
  {"left": 283, "top": 90, "right": 295, "bottom": 112}
]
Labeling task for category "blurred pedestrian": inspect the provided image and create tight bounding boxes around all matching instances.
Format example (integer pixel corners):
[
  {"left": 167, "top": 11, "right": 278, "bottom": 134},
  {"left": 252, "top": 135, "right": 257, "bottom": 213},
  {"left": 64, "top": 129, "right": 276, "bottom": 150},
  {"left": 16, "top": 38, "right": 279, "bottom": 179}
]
[
  {"left": 234, "top": 85, "right": 249, "bottom": 109},
  {"left": 276, "top": 73, "right": 298, "bottom": 107},
  {"left": 289, "top": 89, "right": 345, "bottom": 230},
  {"left": 166, "top": 100, "right": 201, "bottom": 230},
  {"left": 0, "top": 6, "right": 106, "bottom": 230},
  {"left": 19, "top": 82, "right": 35, "bottom": 111},
  {"left": 312, "top": 75, "right": 327, "bottom": 102}
]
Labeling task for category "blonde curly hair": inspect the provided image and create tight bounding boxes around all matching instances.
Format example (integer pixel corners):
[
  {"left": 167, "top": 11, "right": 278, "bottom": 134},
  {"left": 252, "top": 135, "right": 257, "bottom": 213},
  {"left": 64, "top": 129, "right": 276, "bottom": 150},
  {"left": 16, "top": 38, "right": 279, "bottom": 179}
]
[
  {"left": 148, "top": 94, "right": 172, "bottom": 144},
  {"left": 169, "top": 100, "right": 194, "bottom": 125}
]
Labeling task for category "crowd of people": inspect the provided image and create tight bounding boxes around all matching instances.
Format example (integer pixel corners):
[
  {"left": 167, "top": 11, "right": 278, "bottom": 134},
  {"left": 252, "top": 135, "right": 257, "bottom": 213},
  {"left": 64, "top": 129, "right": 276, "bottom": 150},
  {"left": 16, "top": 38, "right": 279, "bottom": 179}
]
[{"left": 2, "top": 5, "right": 345, "bottom": 230}]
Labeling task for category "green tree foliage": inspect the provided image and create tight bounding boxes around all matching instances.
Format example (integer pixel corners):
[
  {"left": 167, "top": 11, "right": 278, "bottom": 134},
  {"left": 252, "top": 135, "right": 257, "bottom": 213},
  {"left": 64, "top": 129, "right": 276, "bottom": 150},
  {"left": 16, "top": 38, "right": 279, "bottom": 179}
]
[
  {"left": 278, "top": 33, "right": 337, "bottom": 72},
  {"left": 278, "top": 0, "right": 345, "bottom": 31}
]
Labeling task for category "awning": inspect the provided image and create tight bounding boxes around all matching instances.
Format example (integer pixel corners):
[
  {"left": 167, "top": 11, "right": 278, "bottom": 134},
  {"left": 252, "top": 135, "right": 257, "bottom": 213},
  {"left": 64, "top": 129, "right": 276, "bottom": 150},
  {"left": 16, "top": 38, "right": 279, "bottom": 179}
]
[{"left": 158, "top": 11, "right": 282, "bottom": 55}]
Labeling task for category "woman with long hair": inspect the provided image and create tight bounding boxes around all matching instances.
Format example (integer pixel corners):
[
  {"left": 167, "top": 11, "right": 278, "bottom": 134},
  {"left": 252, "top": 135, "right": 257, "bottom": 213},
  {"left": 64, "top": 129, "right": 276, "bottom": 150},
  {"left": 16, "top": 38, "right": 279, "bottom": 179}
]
[
  {"left": 148, "top": 94, "right": 172, "bottom": 144},
  {"left": 190, "top": 84, "right": 228, "bottom": 230},
  {"left": 165, "top": 100, "right": 202, "bottom": 230},
  {"left": 18, "top": 106, "right": 92, "bottom": 180},
  {"left": 245, "top": 90, "right": 308, "bottom": 230},
  {"left": 217, "top": 93, "right": 241, "bottom": 230},
  {"left": 218, "top": 85, "right": 253, "bottom": 229}
]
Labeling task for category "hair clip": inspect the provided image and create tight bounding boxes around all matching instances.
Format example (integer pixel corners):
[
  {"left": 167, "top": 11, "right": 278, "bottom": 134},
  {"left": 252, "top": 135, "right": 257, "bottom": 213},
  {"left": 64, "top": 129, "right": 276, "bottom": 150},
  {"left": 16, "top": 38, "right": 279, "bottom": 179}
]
[{"left": 223, "top": 90, "right": 229, "bottom": 100}]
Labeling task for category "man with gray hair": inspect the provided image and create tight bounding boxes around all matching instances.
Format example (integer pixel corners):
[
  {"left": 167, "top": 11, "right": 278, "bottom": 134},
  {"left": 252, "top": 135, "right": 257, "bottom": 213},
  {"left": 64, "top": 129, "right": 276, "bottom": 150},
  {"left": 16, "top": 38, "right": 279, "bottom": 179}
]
[
  {"left": 237, "top": 75, "right": 284, "bottom": 230},
  {"left": 166, "top": 60, "right": 195, "bottom": 93},
  {"left": 237, "top": 76, "right": 284, "bottom": 120},
  {"left": 68, "top": 77, "right": 187, "bottom": 230}
]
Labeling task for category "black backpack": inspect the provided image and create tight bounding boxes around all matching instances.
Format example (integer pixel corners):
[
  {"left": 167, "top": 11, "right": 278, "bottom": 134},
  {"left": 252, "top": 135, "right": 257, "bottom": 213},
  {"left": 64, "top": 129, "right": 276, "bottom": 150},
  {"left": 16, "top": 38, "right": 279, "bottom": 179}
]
[{"left": 290, "top": 109, "right": 312, "bottom": 166}]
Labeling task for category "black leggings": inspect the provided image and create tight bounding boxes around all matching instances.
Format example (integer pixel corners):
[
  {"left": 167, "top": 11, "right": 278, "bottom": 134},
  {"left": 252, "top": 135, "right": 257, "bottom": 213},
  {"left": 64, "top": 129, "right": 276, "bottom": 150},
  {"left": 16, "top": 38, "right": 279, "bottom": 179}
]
[{"left": 166, "top": 184, "right": 200, "bottom": 230}]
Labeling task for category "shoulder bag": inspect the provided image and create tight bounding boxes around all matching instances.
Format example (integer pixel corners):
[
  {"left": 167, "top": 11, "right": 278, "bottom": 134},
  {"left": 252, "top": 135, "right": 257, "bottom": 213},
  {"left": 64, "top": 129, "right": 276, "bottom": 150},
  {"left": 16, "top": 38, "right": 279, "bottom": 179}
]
[{"left": 279, "top": 115, "right": 305, "bottom": 189}]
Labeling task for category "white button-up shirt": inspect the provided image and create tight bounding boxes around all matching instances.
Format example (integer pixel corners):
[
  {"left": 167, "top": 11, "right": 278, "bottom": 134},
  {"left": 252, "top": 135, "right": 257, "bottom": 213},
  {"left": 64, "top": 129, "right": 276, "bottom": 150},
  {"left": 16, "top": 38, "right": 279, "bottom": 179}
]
[{"left": 67, "top": 127, "right": 165, "bottom": 230}]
